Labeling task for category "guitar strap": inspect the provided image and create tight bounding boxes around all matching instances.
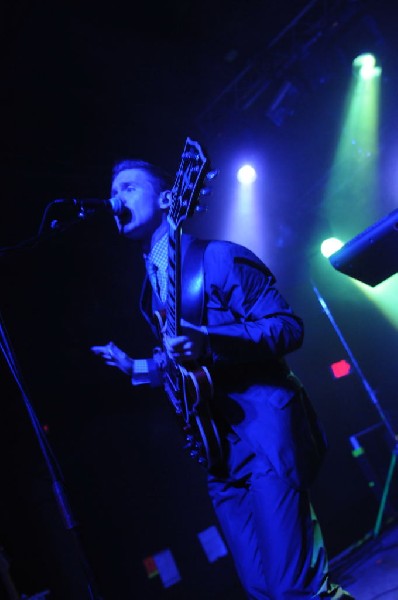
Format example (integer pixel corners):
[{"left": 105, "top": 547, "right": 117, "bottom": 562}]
[
  {"left": 181, "top": 237, "right": 209, "bottom": 326},
  {"left": 139, "top": 237, "right": 209, "bottom": 333}
]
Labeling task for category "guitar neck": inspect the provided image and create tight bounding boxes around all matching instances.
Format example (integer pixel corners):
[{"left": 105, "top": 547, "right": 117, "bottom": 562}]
[
  {"left": 164, "top": 136, "right": 212, "bottom": 339},
  {"left": 166, "top": 225, "right": 181, "bottom": 338}
]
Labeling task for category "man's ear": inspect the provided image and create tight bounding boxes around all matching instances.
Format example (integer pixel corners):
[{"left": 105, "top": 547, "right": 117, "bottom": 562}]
[{"left": 159, "top": 190, "right": 172, "bottom": 210}]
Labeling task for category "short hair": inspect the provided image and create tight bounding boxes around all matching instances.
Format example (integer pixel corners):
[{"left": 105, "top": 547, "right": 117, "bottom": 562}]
[{"left": 111, "top": 159, "right": 174, "bottom": 195}]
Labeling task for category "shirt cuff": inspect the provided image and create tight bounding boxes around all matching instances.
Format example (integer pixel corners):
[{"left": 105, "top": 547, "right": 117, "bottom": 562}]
[
  {"left": 131, "top": 359, "right": 151, "bottom": 386},
  {"left": 131, "top": 358, "right": 163, "bottom": 387}
]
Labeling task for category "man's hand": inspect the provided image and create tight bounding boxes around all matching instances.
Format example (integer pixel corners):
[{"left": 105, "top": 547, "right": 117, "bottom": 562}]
[
  {"left": 91, "top": 341, "right": 134, "bottom": 375},
  {"left": 163, "top": 319, "right": 208, "bottom": 364}
]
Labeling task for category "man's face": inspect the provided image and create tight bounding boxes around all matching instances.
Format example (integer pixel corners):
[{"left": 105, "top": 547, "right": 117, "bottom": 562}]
[{"left": 111, "top": 168, "right": 163, "bottom": 240}]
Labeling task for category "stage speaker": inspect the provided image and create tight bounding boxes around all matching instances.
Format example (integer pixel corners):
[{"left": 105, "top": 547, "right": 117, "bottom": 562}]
[{"left": 329, "top": 208, "right": 398, "bottom": 286}]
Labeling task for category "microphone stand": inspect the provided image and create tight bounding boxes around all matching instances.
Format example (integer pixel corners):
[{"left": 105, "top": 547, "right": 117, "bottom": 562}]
[
  {"left": 0, "top": 198, "right": 119, "bottom": 600},
  {"left": 0, "top": 197, "right": 111, "bottom": 259},
  {"left": 0, "top": 310, "right": 104, "bottom": 600},
  {"left": 312, "top": 282, "right": 398, "bottom": 537}
]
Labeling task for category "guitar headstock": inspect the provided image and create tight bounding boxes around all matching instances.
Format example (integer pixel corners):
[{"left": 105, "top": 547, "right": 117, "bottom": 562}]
[{"left": 168, "top": 137, "right": 216, "bottom": 231}]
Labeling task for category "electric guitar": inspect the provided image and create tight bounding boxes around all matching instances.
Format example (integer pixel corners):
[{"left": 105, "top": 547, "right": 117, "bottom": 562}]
[{"left": 153, "top": 137, "right": 223, "bottom": 470}]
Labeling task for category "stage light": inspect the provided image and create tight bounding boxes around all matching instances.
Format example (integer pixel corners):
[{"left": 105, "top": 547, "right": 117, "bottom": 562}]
[
  {"left": 320, "top": 237, "right": 344, "bottom": 258},
  {"left": 352, "top": 53, "right": 381, "bottom": 80},
  {"left": 265, "top": 80, "right": 299, "bottom": 127},
  {"left": 237, "top": 164, "right": 257, "bottom": 185},
  {"left": 220, "top": 153, "right": 266, "bottom": 260}
]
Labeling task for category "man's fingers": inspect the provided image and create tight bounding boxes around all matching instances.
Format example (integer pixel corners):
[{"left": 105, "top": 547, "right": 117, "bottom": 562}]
[
  {"left": 91, "top": 342, "right": 119, "bottom": 360},
  {"left": 91, "top": 345, "right": 108, "bottom": 355}
]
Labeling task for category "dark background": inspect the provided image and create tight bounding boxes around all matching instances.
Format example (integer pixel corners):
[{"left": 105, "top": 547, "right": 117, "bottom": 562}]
[{"left": 1, "top": 1, "right": 398, "bottom": 598}]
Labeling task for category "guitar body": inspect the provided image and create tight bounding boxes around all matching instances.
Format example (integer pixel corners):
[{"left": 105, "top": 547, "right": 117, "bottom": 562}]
[
  {"left": 153, "top": 309, "right": 223, "bottom": 470},
  {"left": 151, "top": 138, "right": 223, "bottom": 469}
]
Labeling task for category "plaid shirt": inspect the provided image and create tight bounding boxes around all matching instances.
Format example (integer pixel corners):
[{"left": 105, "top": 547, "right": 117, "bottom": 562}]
[{"left": 143, "top": 232, "right": 168, "bottom": 303}]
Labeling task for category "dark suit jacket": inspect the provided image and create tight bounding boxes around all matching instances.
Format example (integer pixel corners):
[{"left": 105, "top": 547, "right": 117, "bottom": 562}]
[{"left": 140, "top": 234, "right": 328, "bottom": 489}]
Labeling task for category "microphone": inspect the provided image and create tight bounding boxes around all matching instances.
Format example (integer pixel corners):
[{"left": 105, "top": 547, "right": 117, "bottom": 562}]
[
  {"left": 45, "top": 197, "right": 125, "bottom": 231},
  {"left": 68, "top": 197, "right": 124, "bottom": 216}
]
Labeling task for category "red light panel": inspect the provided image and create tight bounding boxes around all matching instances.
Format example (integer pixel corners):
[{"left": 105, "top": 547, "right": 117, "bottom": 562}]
[{"left": 330, "top": 359, "right": 352, "bottom": 379}]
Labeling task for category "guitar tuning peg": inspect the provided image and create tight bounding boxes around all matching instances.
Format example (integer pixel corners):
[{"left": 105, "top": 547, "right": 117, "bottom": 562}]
[
  {"left": 195, "top": 204, "right": 208, "bottom": 213},
  {"left": 206, "top": 169, "right": 219, "bottom": 181}
]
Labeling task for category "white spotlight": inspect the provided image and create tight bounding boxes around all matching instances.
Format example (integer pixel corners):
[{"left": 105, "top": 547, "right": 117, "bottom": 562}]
[
  {"left": 321, "top": 237, "right": 344, "bottom": 258},
  {"left": 237, "top": 164, "right": 257, "bottom": 185}
]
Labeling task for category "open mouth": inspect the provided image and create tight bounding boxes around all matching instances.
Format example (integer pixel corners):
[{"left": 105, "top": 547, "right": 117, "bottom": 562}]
[{"left": 118, "top": 206, "right": 132, "bottom": 227}]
